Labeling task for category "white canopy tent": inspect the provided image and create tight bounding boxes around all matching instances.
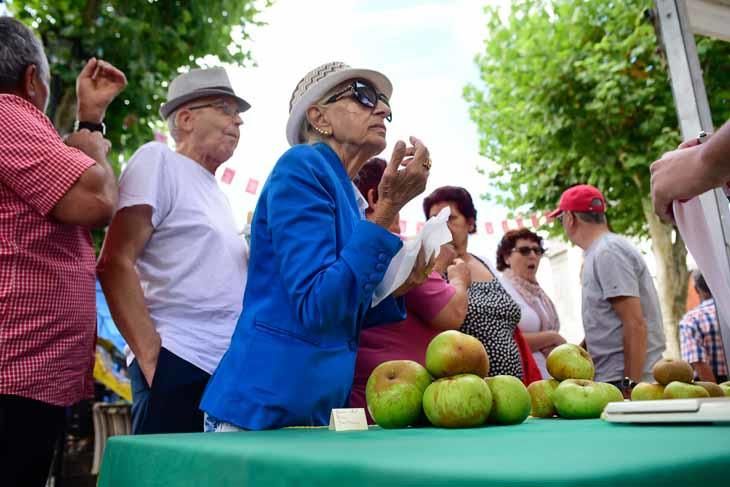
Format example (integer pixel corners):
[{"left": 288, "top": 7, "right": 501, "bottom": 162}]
[{"left": 654, "top": 0, "right": 730, "bottom": 371}]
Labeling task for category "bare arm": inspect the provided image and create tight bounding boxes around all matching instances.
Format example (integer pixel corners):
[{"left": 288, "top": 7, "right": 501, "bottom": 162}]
[
  {"left": 428, "top": 279, "right": 468, "bottom": 331},
  {"left": 97, "top": 205, "right": 159, "bottom": 386},
  {"left": 691, "top": 361, "right": 717, "bottom": 383},
  {"left": 51, "top": 59, "right": 126, "bottom": 227},
  {"left": 699, "top": 120, "right": 730, "bottom": 185},
  {"left": 609, "top": 295, "right": 648, "bottom": 383},
  {"left": 651, "top": 119, "right": 730, "bottom": 222},
  {"left": 427, "top": 258, "right": 470, "bottom": 330},
  {"left": 51, "top": 130, "right": 117, "bottom": 227},
  {"left": 522, "top": 331, "right": 566, "bottom": 353}
]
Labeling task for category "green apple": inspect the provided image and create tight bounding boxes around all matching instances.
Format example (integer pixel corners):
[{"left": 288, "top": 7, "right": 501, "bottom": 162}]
[
  {"left": 720, "top": 381, "right": 730, "bottom": 397},
  {"left": 631, "top": 382, "right": 665, "bottom": 401},
  {"left": 365, "top": 360, "right": 432, "bottom": 428},
  {"left": 595, "top": 382, "right": 623, "bottom": 404},
  {"left": 422, "top": 374, "right": 492, "bottom": 428},
  {"left": 546, "top": 344, "right": 595, "bottom": 381},
  {"left": 694, "top": 381, "right": 725, "bottom": 398},
  {"left": 552, "top": 379, "right": 606, "bottom": 419},
  {"left": 662, "top": 381, "right": 710, "bottom": 399},
  {"left": 486, "top": 375, "right": 531, "bottom": 425},
  {"left": 527, "top": 379, "right": 560, "bottom": 418},
  {"left": 651, "top": 358, "right": 694, "bottom": 385},
  {"left": 425, "top": 330, "right": 490, "bottom": 378}
]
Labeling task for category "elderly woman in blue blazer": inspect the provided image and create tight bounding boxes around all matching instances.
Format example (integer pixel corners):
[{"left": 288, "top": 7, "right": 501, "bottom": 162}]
[{"left": 201, "top": 62, "right": 432, "bottom": 430}]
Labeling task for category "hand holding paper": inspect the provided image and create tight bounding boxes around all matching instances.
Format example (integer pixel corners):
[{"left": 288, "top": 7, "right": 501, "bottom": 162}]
[{"left": 372, "top": 206, "right": 453, "bottom": 306}]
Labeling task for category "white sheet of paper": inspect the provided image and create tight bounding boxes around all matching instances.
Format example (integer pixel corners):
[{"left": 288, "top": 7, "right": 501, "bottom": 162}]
[
  {"left": 328, "top": 408, "right": 368, "bottom": 431},
  {"left": 674, "top": 197, "right": 730, "bottom": 331},
  {"left": 371, "top": 206, "right": 453, "bottom": 307}
]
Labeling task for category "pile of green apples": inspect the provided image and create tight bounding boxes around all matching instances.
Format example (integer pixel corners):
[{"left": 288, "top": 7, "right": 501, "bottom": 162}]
[
  {"left": 527, "top": 344, "right": 624, "bottom": 419},
  {"left": 631, "top": 358, "right": 730, "bottom": 400},
  {"left": 365, "top": 330, "right": 532, "bottom": 429}
]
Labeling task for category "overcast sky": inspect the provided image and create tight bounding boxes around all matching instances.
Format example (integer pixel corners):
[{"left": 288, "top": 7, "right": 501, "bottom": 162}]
[{"left": 217, "top": 0, "right": 523, "bottom": 259}]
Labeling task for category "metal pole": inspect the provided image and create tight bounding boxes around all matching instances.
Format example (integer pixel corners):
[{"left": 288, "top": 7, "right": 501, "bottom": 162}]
[{"left": 655, "top": 0, "right": 730, "bottom": 375}]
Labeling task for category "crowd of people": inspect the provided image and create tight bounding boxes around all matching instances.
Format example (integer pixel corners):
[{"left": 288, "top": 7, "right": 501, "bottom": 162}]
[{"left": 1, "top": 17, "right": 729, "bottom": 486}]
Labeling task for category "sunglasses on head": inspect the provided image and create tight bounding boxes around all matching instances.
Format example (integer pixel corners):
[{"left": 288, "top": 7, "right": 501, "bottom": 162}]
[
  {"left": 512, "top": 245, "right": 545, "bottom": 257},
  {"left": 325, "top": 80, "right": 392, "bottom": 122}
]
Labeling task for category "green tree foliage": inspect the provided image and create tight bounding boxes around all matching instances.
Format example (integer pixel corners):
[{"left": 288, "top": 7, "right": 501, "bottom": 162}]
[
  {"left": 8, "top": 0, "right": 269, "bottom": 250},
  {"left": 9, "top": 0, "right": 268, "bottom": 161},
  {"left": 465, "top": 0, "right": 730, "bottom": 355},
  {"left": 465, "top": 0, "right": 729, "bottom": 236}
]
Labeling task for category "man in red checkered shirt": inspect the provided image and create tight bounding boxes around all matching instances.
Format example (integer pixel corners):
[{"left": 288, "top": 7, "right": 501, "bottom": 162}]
[
  {"left": 679, "top": 271, "right": 728, "bottom": 383},
  {"left": 0, "top": 18, "right": 126, "bottom": 487}
]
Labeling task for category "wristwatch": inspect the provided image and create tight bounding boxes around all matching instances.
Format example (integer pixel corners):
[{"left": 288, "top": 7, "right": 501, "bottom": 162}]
[
  {"left": 620, "top": 377, "right": 638, "bottom": 392},
  {"left": 74, "top": 120, "right": 106, "bottom": 135}
]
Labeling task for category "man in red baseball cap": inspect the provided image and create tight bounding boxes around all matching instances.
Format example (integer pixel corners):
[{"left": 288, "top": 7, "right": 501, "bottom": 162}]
[
  {"left": 551, "top": 184, "right": 665, "bottom": 398},
  {"left": 547, "top": 184, "right": 606, "bottom": 219}
]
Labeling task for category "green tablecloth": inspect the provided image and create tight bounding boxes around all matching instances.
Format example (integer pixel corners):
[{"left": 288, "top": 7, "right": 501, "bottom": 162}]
[{"left": 98, "top": 418, "right": 730, "bottom": 487}]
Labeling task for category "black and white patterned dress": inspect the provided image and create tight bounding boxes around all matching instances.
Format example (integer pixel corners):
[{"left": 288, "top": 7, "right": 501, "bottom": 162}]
[{"left": 459, "top": 258, "right": 523, "bottom": 378}]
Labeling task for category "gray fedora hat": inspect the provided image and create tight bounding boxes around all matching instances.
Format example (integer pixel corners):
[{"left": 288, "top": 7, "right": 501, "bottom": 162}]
[
  {"left": 286, "top": 61, "right": 392, "bottom": 146},
  {"left": 159, "top": 66, "right": 251, "bottom": 119}
]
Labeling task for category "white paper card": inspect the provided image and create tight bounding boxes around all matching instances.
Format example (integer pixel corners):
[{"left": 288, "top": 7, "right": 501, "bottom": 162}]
[
  {"left": 371, "top": 206, "right": 453, "bottom": 306},
  {"left": 328, "top": 408, "right": 368, "bottom": 431}
]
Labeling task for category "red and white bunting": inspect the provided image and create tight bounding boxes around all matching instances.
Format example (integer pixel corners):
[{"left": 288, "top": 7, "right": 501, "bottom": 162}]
[
  {"left": 245, "top": 178, "right": 259, "bottom": 194},
  {"left": 221, "top": 167, "right": 236, "bottom": 185},
  {"left": 403, "top": 211, "right": 554, "bottom": 237}
]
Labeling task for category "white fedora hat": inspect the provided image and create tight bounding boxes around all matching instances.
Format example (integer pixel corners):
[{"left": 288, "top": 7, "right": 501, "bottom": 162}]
[
  {"left": 285, "top": 61, "right": 392, "bottom": 146},
  {"left": 160, "top": 66, "right": 250, "bottom": 119}
]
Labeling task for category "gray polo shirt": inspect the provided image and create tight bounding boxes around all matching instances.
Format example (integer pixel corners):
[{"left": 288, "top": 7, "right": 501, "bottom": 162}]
[{"left": 582, "top": 232, "right": 665, "bottom": 382}]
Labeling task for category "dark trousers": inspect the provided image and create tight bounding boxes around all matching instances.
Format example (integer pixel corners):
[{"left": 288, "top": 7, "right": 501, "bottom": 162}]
[
  {"left": 0, "top": 394, "right": 65, "bottom": 487},
  {"left": 129, "top": 347, "right": 211, "bottom": 434}
]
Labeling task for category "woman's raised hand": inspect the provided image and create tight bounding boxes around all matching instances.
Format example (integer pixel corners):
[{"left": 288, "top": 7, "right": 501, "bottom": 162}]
[{"left": 372, "top": 137, "right": 430, "bottom": 229}]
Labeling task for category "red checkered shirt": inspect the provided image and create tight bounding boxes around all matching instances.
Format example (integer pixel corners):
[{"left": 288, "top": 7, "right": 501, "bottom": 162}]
[
  {"left": 679, "top": 298, "right": 728, "bottom": 379},
  {"left": 0, "top": 94, "right": 97, "bottom": 406}
]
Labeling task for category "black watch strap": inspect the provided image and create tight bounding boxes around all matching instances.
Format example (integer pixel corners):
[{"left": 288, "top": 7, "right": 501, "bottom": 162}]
[
  {"left": 620, "top": 377, "right": 637, "bottom": 391},
  {"left": 74, "top": 120, "right": 106, "bottom": 135}
]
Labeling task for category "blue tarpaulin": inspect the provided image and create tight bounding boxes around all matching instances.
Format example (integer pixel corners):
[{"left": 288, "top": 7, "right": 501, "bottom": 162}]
[{"left": 96, "top": 280, "right": 126, "bottom": 353}]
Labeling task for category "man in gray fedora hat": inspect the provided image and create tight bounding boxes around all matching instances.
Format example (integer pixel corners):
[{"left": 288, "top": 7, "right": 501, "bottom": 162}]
[{"left": 98, "top": 66, "right": 251, "bottom": 434}]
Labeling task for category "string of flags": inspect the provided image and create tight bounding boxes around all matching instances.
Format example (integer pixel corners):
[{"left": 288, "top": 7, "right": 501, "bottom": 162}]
[
  {"left": 218, "top": 167, "right": 553, "bottom": 236},
  {"left": 397, "top": 211, "right": 554, "bottom": 236},
  {"left": 220, "top": 167, "right": 259, "bottom": 194}
]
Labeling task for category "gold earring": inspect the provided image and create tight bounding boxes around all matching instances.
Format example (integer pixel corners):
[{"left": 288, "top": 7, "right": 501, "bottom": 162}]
[{"left": 314, "top": 126, "right": 330, "bottom": 136}]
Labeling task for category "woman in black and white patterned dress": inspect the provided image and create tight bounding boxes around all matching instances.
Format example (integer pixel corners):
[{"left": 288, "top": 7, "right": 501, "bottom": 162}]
[{"left": 424, "top": 186, "right": 523, "bottom": 378}]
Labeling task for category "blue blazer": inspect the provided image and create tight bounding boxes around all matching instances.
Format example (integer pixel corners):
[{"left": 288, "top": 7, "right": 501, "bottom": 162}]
[{"left": 200, "top": 143, "right": 405, "bottom": 429}]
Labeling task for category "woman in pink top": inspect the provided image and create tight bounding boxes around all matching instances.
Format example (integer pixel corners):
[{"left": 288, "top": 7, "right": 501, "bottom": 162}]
[{"left": 348, "top": 158, "right": 471, "bottom": 421}]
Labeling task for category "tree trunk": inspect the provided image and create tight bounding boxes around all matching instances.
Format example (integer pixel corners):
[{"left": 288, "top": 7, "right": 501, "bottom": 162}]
[{"left": 642, "top": 199, "right": 688, "bottom": 359}]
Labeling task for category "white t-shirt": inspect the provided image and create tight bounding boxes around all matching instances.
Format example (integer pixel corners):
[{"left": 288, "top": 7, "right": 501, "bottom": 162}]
[
  {"left": 499, "top": 277, "right": 549, "bottom": 379},
  {"left": 118, "top": 142, "right": 248, "bottom": 374}
]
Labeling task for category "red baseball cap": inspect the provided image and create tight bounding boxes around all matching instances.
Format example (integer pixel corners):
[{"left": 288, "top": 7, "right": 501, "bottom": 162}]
[{"left": 548, "top": 184, "right": 606, "bottom": 218}]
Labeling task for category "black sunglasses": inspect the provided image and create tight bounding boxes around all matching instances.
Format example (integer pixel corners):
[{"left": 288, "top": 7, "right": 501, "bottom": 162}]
[
  {"left": 325, "top": 80, "right": 392, "bottom": 122},
  {"left": 512, "top": 245, "right": 545, "bottom": 257}
]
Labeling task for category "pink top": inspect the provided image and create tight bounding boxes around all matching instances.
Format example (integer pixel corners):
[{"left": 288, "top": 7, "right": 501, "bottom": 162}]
[{"left": 349, "top": 272, "right": 456, "bottom": 421}]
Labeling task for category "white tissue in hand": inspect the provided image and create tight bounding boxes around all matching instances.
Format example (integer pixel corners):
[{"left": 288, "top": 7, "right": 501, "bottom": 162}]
[{"left": 371, "top": 206, "right": 452, "bottom": 307}]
